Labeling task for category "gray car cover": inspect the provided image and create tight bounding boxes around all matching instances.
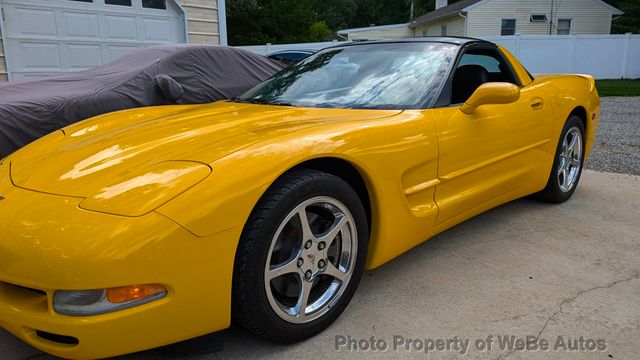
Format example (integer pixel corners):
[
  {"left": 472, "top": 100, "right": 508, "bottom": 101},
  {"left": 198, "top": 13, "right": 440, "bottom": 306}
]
[{"left": 0, "top": 44, "right": 285, "bottom": 157}]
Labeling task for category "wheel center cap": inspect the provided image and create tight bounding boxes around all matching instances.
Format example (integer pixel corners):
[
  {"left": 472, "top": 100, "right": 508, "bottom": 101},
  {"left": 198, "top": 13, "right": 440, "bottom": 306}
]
[
  {"left": 300, "top": 247, "right": 324, "bottom": 280},
  {"left": 306, "top": 253, "right": 316, "bottom": 265}
]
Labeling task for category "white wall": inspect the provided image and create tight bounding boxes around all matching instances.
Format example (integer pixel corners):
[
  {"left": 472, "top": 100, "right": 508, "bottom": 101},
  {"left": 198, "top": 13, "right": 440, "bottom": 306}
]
[{"left": 486, "top": 34, "right": 640, "bottom": 79}]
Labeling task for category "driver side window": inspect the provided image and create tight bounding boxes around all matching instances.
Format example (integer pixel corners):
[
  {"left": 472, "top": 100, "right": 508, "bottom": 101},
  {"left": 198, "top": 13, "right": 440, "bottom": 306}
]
[{"left": 450, "top": 48, "right": 519, "bottom": 104}]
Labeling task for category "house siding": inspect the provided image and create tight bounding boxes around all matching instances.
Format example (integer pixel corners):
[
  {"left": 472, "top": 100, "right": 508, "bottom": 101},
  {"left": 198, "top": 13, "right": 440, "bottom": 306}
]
[
  {"left": 346, "top": 27, "right": 413, "bottom": 41},
  {"left": 178, "top": 0, "right": 222, "bottom": 44},
  {"left": 466, "top": 0, "right": 615, "bottom": 36},
  {"left": 413, "top": 16, "right": 466, "bottom": 37},
  {"left": 0, "top": 37, "right": 6, "bottom": 82}
]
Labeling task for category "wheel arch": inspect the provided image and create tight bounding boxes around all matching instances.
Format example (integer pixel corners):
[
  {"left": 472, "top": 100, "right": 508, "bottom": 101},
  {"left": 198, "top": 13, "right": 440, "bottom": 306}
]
[
  {"left": 569, "top": 106, "right": 588, "bottom": 135},
  {"left": 289, "top": 157, "right": 373, "bottom": 229},
  {"left": 568, "top": 105, "right": 592, "bottom": 159}
]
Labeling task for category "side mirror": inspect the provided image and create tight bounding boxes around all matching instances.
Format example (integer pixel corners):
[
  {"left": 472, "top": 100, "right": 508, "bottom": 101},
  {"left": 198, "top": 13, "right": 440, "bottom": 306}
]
[
  {"left": 155, "top": 74, "right": 184, "bottom": 102},
  {"left": 460, "top": 82, "right": 520, "bottom": 114}
]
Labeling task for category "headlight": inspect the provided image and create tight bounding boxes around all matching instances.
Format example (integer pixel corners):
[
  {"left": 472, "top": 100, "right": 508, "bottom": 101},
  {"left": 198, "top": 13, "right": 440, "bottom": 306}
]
[{"left": 53, "top": 284, "right": 167, "bottom": 316}]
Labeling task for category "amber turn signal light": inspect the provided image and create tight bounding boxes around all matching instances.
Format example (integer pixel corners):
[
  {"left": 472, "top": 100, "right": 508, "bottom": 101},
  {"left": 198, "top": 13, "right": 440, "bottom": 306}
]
[{"left": 107, "top": 284, "right": 167, "bottom": 304}]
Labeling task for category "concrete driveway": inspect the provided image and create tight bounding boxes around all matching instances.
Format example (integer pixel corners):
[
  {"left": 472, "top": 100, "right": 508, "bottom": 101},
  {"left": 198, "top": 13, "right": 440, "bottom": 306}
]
[{"left": 2, "top": 170, "right": 638, "bottom": 359}]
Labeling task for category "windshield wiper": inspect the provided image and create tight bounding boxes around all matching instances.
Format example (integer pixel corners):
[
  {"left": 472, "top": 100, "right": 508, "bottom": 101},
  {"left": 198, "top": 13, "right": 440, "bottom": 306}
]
[
  {"left": 313, "top": 102, "right": 341, "bottom": 108},
  {"left": 232, "top": 97, "right": 259, "bottom": 104},
  {"left": 266, "top": 101, "right": 295, "bottom": 107},
  {"left": 231, "top": 97, "right": 294, "bottom": 107}
]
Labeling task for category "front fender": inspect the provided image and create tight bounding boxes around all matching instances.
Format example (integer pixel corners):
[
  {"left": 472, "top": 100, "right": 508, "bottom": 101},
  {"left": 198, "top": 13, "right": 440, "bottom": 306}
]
[
  {"left": 156, "top": 110, "right": 441, "bottom": 269},
  {"left": 155, "top": 121, "right": 379, "bottom": 238}
]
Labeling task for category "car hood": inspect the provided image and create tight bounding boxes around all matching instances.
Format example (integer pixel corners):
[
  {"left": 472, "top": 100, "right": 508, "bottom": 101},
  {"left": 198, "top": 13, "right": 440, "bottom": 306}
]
[{"left": 9, "top": 101, "right": 401, "bottom": 198}]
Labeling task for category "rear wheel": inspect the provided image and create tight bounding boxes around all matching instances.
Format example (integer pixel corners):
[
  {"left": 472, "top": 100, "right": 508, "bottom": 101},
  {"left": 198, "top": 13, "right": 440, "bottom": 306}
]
[
  {"left": 537, "top": 115, "right": 585, "bottom": 203},
  {"left": 233, "top": 169, "right": 368, "bottom": 342}
]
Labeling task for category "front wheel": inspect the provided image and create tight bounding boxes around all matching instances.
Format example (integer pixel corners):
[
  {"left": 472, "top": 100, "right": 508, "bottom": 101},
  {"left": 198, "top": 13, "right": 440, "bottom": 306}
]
[
  {"left": 536, "top": 115, "right": 585, "bottom": 203},
  {"left": 232, "top": 169, "right": 368, "bottom": 342}
]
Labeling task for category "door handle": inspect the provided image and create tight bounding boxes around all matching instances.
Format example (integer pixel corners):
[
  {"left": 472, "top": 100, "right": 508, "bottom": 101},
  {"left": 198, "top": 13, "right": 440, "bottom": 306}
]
[{"left": 530, "top": 97, "right": 544, "bottom": 110}]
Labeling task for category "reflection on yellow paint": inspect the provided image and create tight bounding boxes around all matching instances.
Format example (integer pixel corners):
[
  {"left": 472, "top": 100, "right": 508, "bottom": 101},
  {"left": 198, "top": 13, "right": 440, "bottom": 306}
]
[
  {"left": 59, "top": 145, "right": 130, "bottom": 180},
  {"left": 94, "top": 168, "right": 195, "bottom": 200},
  {"left": 79, "top": 162, "right": 210, "bottom": 217}
]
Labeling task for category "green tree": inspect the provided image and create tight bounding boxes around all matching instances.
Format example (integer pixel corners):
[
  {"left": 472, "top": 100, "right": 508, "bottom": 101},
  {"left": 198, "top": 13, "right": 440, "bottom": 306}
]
[
  {"left": 228, "top": 0, "right": 318, "bottom": 45},
  {"left": 308, "top": 21, "right": 332, "bottom": 41},
  {"left": 604, "top": 0, "right": 640, "bottom": 34},
  {"left": 313, "top": 0, "right": 357, "bottom": 30}
]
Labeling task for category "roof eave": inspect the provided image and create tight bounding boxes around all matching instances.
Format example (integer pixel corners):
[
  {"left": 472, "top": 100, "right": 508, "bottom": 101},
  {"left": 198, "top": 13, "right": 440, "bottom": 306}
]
[
  {"left": 337, "top": 23, "right": 411, "bottom": 35},
  {"left": 409, "top": 11, "right": 464, "bottom": 28},
  {"left": 593, "top": 0, "right": 624, "bottom": 15}
]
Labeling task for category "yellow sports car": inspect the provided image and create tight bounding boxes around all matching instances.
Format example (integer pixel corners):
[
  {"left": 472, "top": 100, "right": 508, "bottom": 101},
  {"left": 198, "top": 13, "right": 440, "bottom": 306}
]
[{"left": 0, "top": 38, "right": 599, "bottom": 359}]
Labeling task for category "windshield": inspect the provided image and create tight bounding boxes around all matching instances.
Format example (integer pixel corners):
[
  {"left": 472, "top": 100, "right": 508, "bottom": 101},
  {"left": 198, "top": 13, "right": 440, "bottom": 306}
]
[{"left": 238, "top": 42, "right": 457, "bottom": 110}]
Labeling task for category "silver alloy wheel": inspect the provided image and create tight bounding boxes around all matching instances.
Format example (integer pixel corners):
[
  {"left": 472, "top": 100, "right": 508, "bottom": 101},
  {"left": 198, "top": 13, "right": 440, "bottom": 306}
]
[
  {"left": 264, "top": 196, "right": 357, "bottom": 324},
  {"left": 558, "top": 126, "right": 583, "bottom": 193}
]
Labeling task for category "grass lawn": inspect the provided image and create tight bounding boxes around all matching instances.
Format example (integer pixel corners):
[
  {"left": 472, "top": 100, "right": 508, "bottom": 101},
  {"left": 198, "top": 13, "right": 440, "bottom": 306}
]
[{"left": 595, "top": 79, "right": 640, "bottom": 97}]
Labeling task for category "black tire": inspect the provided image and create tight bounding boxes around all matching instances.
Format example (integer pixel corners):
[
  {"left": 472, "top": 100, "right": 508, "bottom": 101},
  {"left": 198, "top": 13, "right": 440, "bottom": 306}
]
[
  {"left": 232, "top": 169, "right": 369, "bottom": 342},
  {"left": 536, "top": 115, "right": 586, "bottom": 203}
]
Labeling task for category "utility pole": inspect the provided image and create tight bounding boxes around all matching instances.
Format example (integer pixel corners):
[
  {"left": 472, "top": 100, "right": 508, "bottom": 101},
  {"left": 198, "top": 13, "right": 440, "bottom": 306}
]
[
  {"left": 410, "top": 1, "right": 415, "bottom": 21},
  {"left": 549, "top": 0, "right": 554, "bottom": 35}
]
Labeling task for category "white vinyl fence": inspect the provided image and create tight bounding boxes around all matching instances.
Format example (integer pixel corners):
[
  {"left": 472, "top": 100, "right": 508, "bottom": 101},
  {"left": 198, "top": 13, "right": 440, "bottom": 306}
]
[
  {"left": 238, "top": 34, "right": 640, "bottom": 79},
  {"left": 486, "top": 34, "right": 640, "bottom": 79}
]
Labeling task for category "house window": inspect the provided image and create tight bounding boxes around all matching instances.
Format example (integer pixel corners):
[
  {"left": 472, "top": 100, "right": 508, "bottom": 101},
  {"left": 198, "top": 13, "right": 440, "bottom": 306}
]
[
  {"left": 422, "top": 30, "right": 428, "bottom": 37},
  {"left": 142, "top": 0, "right": 166, "bottom": 9},
  {"left": 501, "top": 19, "right": 516, "bottom": 35},
  {"left": 105, "top": 0, "right": 132, "bottom": 6},
  {"left": 440, "top": 25, "right": 447, "bottom": 36},
  {"left": 557, "top": 19, "right": 572, "bottom": 35},
  {"left": 530, "top": 14, "right": 548, "bottom": 22}
]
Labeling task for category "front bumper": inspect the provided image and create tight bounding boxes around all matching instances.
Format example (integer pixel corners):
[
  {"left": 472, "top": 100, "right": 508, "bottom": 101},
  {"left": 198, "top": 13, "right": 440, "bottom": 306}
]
[{"left": 0, "top": 182, "right": 242, "bottom": 359}]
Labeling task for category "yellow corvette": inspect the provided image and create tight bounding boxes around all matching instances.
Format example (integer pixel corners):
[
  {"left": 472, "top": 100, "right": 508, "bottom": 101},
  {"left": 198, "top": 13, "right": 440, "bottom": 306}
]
[{"left": 0, "top": 38, "right": 599, "bottom": 359}]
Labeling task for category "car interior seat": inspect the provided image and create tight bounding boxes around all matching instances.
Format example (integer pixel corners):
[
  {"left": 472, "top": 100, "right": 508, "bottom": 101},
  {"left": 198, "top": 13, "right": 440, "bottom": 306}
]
[{"left": 452, "top": 64, "right": 489, "bottom": 104}]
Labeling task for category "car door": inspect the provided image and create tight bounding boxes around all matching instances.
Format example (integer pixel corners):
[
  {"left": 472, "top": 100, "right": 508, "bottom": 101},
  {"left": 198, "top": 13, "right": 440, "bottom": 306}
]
[{"left": 431, "top": 46, "right": 553, "bottom": 228}]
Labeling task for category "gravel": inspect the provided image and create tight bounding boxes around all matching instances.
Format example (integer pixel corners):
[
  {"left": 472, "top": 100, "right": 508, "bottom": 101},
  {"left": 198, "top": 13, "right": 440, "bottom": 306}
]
[{"left": 585, "top": 97, "right": 640, "bottom": 176}]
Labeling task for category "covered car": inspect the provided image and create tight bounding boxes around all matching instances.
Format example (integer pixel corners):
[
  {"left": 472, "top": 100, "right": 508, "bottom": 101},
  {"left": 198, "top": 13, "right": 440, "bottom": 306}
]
[{"left": 0, "top": 44, "right": 285, "bottom": 157}]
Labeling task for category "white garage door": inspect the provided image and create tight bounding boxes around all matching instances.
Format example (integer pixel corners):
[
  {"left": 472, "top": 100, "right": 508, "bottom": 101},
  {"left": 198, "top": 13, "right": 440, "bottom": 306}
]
[{"left": 1, "top": 0, "right": 186, "bottom": 80}]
